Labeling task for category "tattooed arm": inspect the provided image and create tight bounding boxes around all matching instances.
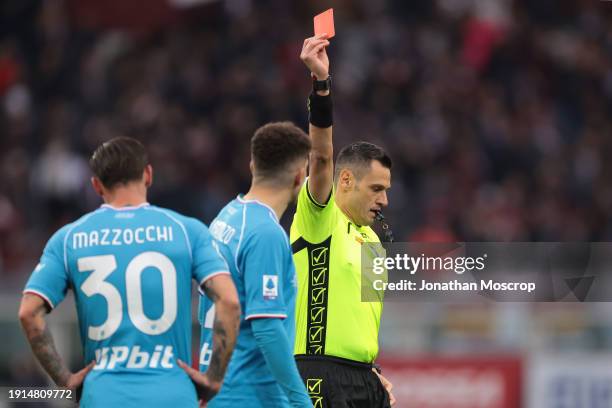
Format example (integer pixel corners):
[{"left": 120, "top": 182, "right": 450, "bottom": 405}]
[
  {"left": 178, "top": 274, "right": 240, "bottom": 401},
  {"left": 201, "top": 274, "right": 240, "bottom": 383},
  {"left": 18, "top": 293, "right": 94, "bottom": 390}
]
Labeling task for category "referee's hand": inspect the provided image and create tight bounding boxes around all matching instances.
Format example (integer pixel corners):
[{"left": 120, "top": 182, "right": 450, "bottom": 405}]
[
  {"left": 373, "top": 369, "right": 396, "bottom": 406},
  {"left": 300, "top": 35, "right": 330, "bottom": 81}
]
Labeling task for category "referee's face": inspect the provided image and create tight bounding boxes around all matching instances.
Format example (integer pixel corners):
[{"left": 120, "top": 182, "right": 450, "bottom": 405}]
[{"left": 350, "top": 160, "right": 391, "bottom": 226}]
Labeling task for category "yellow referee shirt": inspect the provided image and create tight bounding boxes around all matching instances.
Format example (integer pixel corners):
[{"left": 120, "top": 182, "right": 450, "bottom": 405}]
[{"left": 290, "top": 180, "right": 383, "bottom": 363}]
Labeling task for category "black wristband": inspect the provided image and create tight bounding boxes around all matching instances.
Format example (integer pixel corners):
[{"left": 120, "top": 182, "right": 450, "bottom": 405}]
[
  {"left": 308, "top": 91, "right": 333, "bottom": 128},
  {"left": 313, "top": 75, "right": 331, "bottom": 92}
]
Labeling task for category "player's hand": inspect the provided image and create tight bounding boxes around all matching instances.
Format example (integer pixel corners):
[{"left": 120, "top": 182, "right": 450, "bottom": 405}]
[
  {"left": 63, "top": 360, "right": 95, "bottom": 402},
  {"left": 178, "top": 359, "right": 221, "bottom": 402},
  {"left": 373, "top": 369, "right": 396, "bottom": 406},
  {"left": 300, "top": 35, "right": 330, "bottom": 80}
]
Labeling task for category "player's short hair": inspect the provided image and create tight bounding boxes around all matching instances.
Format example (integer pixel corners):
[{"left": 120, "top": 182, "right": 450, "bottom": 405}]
[
  {"left": 89, "top": 137, "right": 149, "bottom": 189},
  {"left": 251, "top": 122, "right": 311, "bottom": 181},
  {"left": 334, "top": 141, "right": 392, "bottom": 181}
]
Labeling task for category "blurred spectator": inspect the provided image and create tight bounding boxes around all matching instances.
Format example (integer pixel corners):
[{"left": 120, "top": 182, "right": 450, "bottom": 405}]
[{"left": 0, "top": 0, "right": 611, "bottom": 286}]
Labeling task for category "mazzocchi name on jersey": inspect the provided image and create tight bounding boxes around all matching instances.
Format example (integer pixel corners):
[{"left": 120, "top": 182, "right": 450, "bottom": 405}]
[{"left": 72, "top": 226, "right": 175, "bottom": 249}]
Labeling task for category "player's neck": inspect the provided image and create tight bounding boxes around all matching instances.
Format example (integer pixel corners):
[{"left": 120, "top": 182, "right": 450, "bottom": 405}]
[
  {"left": 243, "top": 185, "right": 290, "bottom": 220},
  {"left": 103, "top": 184, "right": 148, "bottom": 208}
]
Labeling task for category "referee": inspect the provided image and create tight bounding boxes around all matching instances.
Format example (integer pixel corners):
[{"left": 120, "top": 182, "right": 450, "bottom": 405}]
[{"left": 291, "top": 35, "right": 395, "bottom": 407}]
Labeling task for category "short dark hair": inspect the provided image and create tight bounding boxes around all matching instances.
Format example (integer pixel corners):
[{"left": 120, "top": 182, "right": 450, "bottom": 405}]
[
  {"left": 334, "top": 141, "right": 392, "bottom": 180},
  {"left": 89, "top": 137, "right": 149, "bottom": 189},
  {"left": 251, "top": 122, "right": 311, "bottom": 180}
]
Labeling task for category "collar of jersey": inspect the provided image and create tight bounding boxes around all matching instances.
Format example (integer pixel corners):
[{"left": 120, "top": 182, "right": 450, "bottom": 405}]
[
  {"left": 100, "top": 202, "right": 151, "bottom": 211},
  {"left": 236, "top": 195, "right": 278, "bottom": 222}
]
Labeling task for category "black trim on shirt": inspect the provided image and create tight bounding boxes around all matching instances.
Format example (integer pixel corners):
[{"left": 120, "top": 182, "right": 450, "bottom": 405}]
[
  {"left": 291, "top": 237, "right": 308, "bottom": 254},
  {"left": 305, "top": 180, "right": 332, "bottom": 209}
]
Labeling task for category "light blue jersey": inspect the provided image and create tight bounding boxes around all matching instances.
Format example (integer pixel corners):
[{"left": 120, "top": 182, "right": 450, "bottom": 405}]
[
  {"left": 199, "top": 196, "right": 297, "bottom": 407},
  {"left": 24, "top": 203, "right": 229, "bottom": 408}
]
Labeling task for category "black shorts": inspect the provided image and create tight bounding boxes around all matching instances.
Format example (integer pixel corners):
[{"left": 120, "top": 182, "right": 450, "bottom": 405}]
[{"left": 295, "top": 355, "right": 391, "bottom": 408}]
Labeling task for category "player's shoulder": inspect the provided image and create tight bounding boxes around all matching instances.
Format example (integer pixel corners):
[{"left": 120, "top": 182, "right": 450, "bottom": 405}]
[
  {"left": 145, "top": 206, "right": 214, "bottom": 249},
  {"left": 45, "top": 223, "right": 74, "bottom": 248},
  {"left": 216, "top": 197, "right": 288, "bottom": 247},
  {"left": 146, "top": 205, "right": 207, "bottom": 231},
  {"left": 214, "top": 198, "right": 244, "bottom": 224},
  {"left": 45, "top": 207, "right": 108, "bottom": 248},
  {"left": 243, "top": 206, "right": 287, "bottom": 243},
  {"left": 60, "top": 207, "right": 109, "bottom": 235}
]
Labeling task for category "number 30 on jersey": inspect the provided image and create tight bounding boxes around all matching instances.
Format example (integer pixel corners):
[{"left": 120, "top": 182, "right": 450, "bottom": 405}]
[{"left": 77, "top": 252, "right": 177, "bottom": 340}]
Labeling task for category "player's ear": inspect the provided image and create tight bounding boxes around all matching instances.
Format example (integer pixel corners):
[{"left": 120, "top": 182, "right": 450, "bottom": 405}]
[
  {"left": 144, "top": 165, "right": 153, "bottom": 188},
  {"left": 91, "top": 177, "right": 105, "bottom": 197},
  {"left": 294, "top": 158, "right": 308, "bottom": 188},
  {"left": 249, "top": 160, "right": 254, "bottom": 175},
  {"left": 294, "top": 166, "right": 306, "bottom": 189}
]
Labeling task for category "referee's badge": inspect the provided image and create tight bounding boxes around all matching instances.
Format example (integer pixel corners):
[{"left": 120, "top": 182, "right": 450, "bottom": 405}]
[{"left": 263, "top": 275, "right": 278, "bottom": 299}]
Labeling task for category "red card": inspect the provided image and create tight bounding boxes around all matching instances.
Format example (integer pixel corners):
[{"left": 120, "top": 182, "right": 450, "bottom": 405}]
[{"left": 314, "top": 8, "right": 335, "bottom": 39}]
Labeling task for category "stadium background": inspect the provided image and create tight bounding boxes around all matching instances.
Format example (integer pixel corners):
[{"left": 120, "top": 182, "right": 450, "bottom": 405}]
[{"left": 0, "top": 0, "right": 611, "bottom": 406}]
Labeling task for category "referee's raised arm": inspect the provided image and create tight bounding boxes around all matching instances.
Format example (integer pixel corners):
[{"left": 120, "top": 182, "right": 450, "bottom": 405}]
[{"left": 300, "top": 35, "right": 333, "bottom": 205}]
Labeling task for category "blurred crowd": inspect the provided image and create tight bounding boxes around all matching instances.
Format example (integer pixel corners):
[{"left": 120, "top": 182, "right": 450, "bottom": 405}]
[{"left": 1, "top": 0, "right": 611, "bottom": 287}]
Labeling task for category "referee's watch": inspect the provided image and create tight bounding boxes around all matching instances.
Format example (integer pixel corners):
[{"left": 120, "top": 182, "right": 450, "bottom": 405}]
[{"left": 312, "top": 75, "right": 331, "bottom": 92}]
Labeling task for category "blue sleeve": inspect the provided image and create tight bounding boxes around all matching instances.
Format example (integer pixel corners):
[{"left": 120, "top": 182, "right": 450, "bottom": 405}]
[
  {"left": 24, "top": 227, "right": 70, "bottom": 309},
  {"left": 251, "top": 318, "right": 312, "bottom": 407},
  {"left": 241, "top": 226, "right": 288, "bottom": 320},
  {"left": 190, "top": 219, "right": 230, "bottom": 285}
]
